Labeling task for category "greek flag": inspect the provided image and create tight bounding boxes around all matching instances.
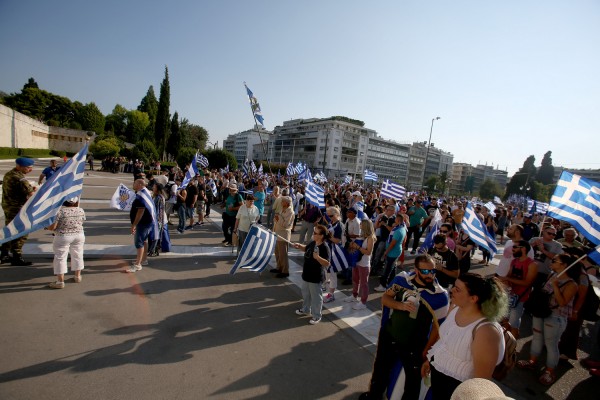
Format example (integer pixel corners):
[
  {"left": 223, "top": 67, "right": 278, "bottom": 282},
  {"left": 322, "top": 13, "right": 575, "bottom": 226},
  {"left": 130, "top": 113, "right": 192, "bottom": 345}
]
[
  {"left": 225, "top": 164, "right": 229, "bottom": 173},
  {"left": 354, "top": 201, "right": 367, "bottom": 220},
  {"left": 137, "top": 187, "right": 158, "bottom": 241},
  {"left": 0, "top": 143, "right": 88, "bottom": 245},
  {"left": 230, "top": 224, "right": 276, "bottom": 274},
  {"left": 208, "top": 179, "right": 218, "bottom": 197},
  {"left": 296, "top": 162, "right": 304, "bottom": 174},
  {"left": 343, "top": 175, "right": 352, "bottom": 185},
  {"left": 258, "top": 164, "right": 263, "bottom": 175},
  {"left": 380, "top": 179, "right": 406, "bottom": 199},
  {"left": 547, "top": 171, "right": 600, "bottom": 245},
  {"left": 484, "top": 201, "right": 497, "bottom": 216},
  {"left": 110, "top": 183, "right": 135, "bottom": 211},
  {"left": 528, "top": 199, "right": 549, "bottom": 214},
  {"left": 244, "top": 83, "right": 265, "bottom": 127},
  {"left": 460, "top": 203, "right": 496, "bottom": 255},
  {"left": 493, "top": 196, "right": 504, "bottom": 205},
  {"left": 286, "top": 162, "right": 294, "bottom": 176},
  {"left": 328, "top": 242, "right": 349, "bottom": 272},
  {"left": 196, "top": 153, "right": 209, "bottom": 168},
  {"left": 179, "top": 156, "right": 199, "bottom": 190},
  {"left": 299, "top": 167, "right": 312, "bottom": 184},
  {"left": 305, "top": 181, "right": 325, "bottom": 208},
  {"left": 250, "top": 160, "right": 257, "bottom": 173},
  {"left": 418, "top": 209, "right": 443, "bottom": 253},
  {"left": 364, "top": 169, "right": 378, "bottom": 181}
]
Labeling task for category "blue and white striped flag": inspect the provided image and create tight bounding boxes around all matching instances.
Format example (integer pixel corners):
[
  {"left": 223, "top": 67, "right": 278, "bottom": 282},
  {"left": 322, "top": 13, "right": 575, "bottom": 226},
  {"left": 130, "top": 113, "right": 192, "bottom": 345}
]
[
  {"left": 460, "top": 203, "right": 495, "bottom": 255},
  {"left": 250, "top": 160, "right": 257, "bottom": 173},
  {"left": 299, "top": 167, "right": 312, "bottom": 184},
  {"left": 208, "top": 179, "right": 218, "bottom": 197},
  {"left": 110, "top": 183, "right": 135, "bottom": 211},
  {"left": 137, "top": 187, "right": 158, "bottom": 241},
  {"left": 296, "top": 162, "right": 304, "bottom": 174},
  {"left": 242, "top": 161, "right": 249, "bottom": 179},
  {"left": 286, "top": 162, "right": 294, "bottom": 176},
  {"left": 0, "top": 143, "right": 88, "bottom": 245},
  {"left": 419, "top": 209, "right": 443, "bottom": 253},
  {"left": 244, "top": 83, "right": 265, "bottom": 127},
  {"left": 180, "top": 156, "right": 199, "bottom": 190},
  {"left": 484, "top": 201, "right": 497, "bottom": 216},
  {"left": 547, "top": 171, "right": 600, "bottom": 245},
  {"left": 230, "top": 224, "right": 276, "bottom": 274},
  {"left": 196, "top": 153, "right": 209, "bottom": 168},
  {"left": 364, "top": 169, "right": 378, "bottom": 181},
  {"left": 258, "top": 164, "right": 263, "bottom": 175},
  {"left": 305, "top": 181, "right": 325, "bottom": 208},
  {"left": 528, "top": 199, "right": 549, "bottom": 215},
  {"left": 380, "top": 179, "right": 406, "bottom": 199},
  {"left": 343, "top": 175, "right": 352, "bottom": 185},
  {"left": 225, "top": 164, "right": 229, "bottom": 173},
  {"left": 354, "top": 200, "right": 367, "bottom": 220},
  {"left": 328, "top": 242, "right": 349, "bottom": 272},
  {"left": 494, "top": 196, "right": 504, "bottom": 205}
]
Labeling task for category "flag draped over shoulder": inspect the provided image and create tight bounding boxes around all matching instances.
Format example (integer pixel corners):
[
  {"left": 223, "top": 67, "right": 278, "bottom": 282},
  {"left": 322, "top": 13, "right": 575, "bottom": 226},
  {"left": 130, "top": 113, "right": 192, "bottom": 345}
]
[
  {"left": 548, "top": 171, "right": 600, "bottom": 245},
  {"left": 244, "top": 83, "right": 265, "bottom": 127},
  {"left": 230, "top": 224, "right": 276, "bottom": 274},
  {"left": 137, "top": 187, "right": 158, "bottom": 241},
  {"left": 460, "top": 203, "right": 496, "bottom": 255},
  {"left": 380, "top": 179, "right": 406, "bottom": 199},
  {"left": 305, "top": 181, "right": 325, "bottom": 208},
  {"left": 110, "top": 183, "right": 135, "bottom": 211},
  {"left": 0, "top": 143, "right": 88, "bottom": 245}
]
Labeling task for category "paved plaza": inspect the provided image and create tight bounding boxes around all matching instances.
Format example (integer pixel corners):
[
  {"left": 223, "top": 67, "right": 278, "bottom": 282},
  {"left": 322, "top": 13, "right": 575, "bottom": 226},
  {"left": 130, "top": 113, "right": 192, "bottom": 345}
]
[{"left": 0, "top": 162, "right": 598, "bottom": 399}]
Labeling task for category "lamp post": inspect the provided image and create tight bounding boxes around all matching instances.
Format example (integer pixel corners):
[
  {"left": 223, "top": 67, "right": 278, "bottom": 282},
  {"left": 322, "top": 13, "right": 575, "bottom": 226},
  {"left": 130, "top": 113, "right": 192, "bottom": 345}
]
[
  {"left": 207, "top": 141, "right": 218, "bottom": 149},
  {"left": 421, "top": 116, "right": 440, "bottom": 190}
]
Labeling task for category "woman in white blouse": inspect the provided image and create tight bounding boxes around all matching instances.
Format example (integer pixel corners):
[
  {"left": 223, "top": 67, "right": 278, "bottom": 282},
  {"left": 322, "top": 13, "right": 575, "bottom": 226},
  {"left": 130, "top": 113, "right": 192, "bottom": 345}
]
[
  {"left": 46, "top": 197, "right": 86, "bottom": 289},
  {"left": 234, "top": 194, "right": 260, "bottom": 252},
  {"left": 422, "top": 273, "right": 509, "bottom": 399}
]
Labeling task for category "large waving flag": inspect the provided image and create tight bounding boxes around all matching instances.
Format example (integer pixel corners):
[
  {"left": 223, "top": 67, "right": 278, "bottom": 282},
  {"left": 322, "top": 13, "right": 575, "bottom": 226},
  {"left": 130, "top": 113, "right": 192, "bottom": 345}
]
[
  {"left": 299, "top": 167, "right": 312, "bottom": 184},
  {"left": 244, "top": 83, "right": 265, "bottom": 127},
  {"left": 305, "top": 181, "right": 325, "bottom": 208},
  {"left": 419, "top": 209, "right": 443, "bottom": 253},
  {"left": 230, "top": 224, "right": 276, "bottom": 274},
  {"left": 547, "top": 171, "right": 600, "bottom": 245},
  {"left": 460, "top": 203, "right": 495, "bottom": 255},
  {"left": 0, "top": 143, "right": 88, "bottom": 245},
  {"left": 110, "top": 183, "right": 135, "bottom": 211},
  {"left": 180, "top": 155, "right": 199, "bottom": 190},
  {"left": 364, "top": 169, "right": 378, "bottom": 181},
  {"left": 380, "top": 179, "right": 406, "bottom": 199},
  {"left": 196, "top": 153, "right": 209, "bottom": 168}
]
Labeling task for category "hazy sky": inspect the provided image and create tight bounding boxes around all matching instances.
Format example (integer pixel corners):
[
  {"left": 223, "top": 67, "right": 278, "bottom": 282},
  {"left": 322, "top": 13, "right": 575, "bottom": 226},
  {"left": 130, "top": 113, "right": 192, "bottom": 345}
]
[{"left": 1, "top": 1, "right": 598, "bottom": 176}]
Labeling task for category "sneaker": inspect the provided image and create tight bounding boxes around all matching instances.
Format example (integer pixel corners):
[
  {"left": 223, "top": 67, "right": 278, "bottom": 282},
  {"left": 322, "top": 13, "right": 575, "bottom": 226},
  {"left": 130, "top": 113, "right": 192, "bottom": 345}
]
[
  {"left": 49, "top": 281, "right": 65, "bottom": 289},
  {"left": 194, "top": 222, "right": 201, "bottom": 226},
  {"left": 132, "top": 260, "right": 148, "bottom": 266},
  {"left": 344, "top": 296, "right": 358, "bottom": 303},
  {"left": 374, "top": 284, "right": 387, "bottom": 292},
  {"left": 352, "top": 302, "right": 367, "bottom": 310},
  {"left": 124, "top": 265, "right": 139, "bottom": 273},
  {"left": 323, "top": 293, "right": 335, "bottom": 303},
  {"left": 222, "top": 239, "right": 229, "bottom": 243},
  {"left": 185, "top": 225, "right": 193, "bottom": 230},
  {"left": 176, "top": 229, "right": 184, "bottom": 234},
  {"left": 73, "top": 275, "right": 82, "bottom": 283},
  {"left": 295, "top": 309, "right": 308, "bottom": 316},
  {"left": 223, "top": 242, "right": 232, "bottom": 247},
  {"left": 309, "top": 318, "right": 321, "bottom": 325}
]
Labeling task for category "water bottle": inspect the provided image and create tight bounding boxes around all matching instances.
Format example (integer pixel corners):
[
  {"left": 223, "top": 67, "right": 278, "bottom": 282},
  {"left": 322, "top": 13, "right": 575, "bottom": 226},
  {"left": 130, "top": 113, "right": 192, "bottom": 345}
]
[{"left": 408, "top": 292, "right": 420, "bottom": 319}]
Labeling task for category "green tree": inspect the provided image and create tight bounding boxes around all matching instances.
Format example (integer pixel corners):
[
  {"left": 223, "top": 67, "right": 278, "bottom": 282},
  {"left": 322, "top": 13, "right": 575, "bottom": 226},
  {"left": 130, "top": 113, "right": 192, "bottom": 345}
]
[
  {"left": 176, "top": 147, "right": 198, "bottom": 171},
  {"left": 206, "top": 149, "right": 237, "bottom": 170},
  {"left": 125, "top": 110, "right": 150, "bottom": 143},
  {"left": 77, "top": 102, "right": 105, "bottom": 135},
  {"left": 424, "top": 175, "right": 440, "bottom": 192},
  {"left": 179, "top": 118, "right": 208, "bottom": 149},
  {"left": 464, "top": 176, "right": 475, "bottom": 193},
  {"left": 105, "top": 104, "right": 128, "bottom": 138},
  {"left": 3, "top": 87, "right": 51, "bottom": 120},
  {"left": 90, "top": 136, "right": 120, "bottom": 158},
  {"left": 132, "top": 139, "right": 160, "bottom": 164},
  {"left": 138, "top": 85, "right": 158, "bottom": 130},
  {"left": 166, "top": 111, "right": 181, "bottom": 159},
  {"left": 45, "top": 93, "right": 77, "bottom": 127},
  {"left": 23, "top": 77, "right": 39, "bottom": 90},
  {"left": 479, "top": 179, "right": 502, "bottom": 200},
  {"left": 536, "top": 151, "right": 555, "bottom": 185},
  {"left": 155, "top": 66, "right": 171, "bottom": 159},
  {"left": 505, "top": 155, "right": 537, "bottom": 198}
]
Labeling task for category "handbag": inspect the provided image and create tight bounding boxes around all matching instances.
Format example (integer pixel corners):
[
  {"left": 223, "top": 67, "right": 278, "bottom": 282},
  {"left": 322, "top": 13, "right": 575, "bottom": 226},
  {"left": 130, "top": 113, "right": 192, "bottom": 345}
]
[
  {"left": 523, "top": 289, "right": 553, "bottom": 318},
  {"left": 232, "top": 231, "right": 239, "bottom": 247}
]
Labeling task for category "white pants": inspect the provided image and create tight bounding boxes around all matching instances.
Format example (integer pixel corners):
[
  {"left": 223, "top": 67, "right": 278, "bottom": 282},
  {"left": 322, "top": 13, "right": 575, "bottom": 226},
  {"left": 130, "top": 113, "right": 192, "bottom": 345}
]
[{"left": 53, "top": 234, "right": 85, "bottom": 275}]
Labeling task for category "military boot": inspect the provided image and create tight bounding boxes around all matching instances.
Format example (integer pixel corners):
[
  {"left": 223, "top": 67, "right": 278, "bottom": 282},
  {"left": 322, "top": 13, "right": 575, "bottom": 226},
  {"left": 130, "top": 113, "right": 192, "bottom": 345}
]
[
  {"left": 11, "top": 257, "right": 33, "bottom": 266},
  {"left": 1, "top": 253, "right": 11, "bottom": 264}
]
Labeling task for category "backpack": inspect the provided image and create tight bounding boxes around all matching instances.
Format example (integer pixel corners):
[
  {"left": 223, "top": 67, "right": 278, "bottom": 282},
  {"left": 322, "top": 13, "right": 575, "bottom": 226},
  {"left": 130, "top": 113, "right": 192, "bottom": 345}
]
[{"left": 473, "top": 320, "right": 517, "bottom": 381}]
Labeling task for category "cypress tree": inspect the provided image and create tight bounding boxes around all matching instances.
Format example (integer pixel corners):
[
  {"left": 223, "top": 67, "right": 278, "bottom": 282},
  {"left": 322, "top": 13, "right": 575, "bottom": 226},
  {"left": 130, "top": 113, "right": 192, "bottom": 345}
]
[
  {"left": 155, "top": 66, "right": 171, "bottom": 160},
  {"left": 536, "top": 151, "right": 555, "bottom": 185}
]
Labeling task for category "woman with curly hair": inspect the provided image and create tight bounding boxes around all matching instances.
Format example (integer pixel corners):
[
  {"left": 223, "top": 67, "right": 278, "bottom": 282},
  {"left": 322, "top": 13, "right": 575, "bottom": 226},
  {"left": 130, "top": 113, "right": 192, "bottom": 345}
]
[{"left": 422, "top": 273, "right": 509, "bottom": 399}]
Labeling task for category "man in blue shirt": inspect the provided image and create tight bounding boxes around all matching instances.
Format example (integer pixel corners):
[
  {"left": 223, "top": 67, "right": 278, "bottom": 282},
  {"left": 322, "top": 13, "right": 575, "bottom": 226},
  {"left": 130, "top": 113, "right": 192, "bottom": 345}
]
[{"left": 38, "top": 159, "right": 60, "bottom": 185}]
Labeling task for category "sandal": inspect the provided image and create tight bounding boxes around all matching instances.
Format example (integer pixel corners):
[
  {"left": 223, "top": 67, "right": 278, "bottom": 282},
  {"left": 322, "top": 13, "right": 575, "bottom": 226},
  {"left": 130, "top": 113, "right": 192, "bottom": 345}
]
[
  {"left": 539, "top": 369, "right": 556, "bottom": 386},
  {"left": 517, "top": 359, "right": 536, "bottom": 370}
]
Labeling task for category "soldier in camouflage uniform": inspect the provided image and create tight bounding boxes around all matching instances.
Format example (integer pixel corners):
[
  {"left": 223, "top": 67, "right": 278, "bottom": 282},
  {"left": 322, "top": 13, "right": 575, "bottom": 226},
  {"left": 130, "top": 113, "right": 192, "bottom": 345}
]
[{"left": 1, "top": 157, "right": 36, "bottom": 266}]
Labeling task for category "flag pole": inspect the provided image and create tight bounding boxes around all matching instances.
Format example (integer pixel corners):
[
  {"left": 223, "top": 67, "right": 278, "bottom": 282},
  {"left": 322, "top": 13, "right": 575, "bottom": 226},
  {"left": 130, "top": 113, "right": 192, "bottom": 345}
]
[
  {"left": 555, "top": 244, "right": 600, "bottom": 279},
  {"left": 244, "top": 82, "right": 274, "bottom": 177}
]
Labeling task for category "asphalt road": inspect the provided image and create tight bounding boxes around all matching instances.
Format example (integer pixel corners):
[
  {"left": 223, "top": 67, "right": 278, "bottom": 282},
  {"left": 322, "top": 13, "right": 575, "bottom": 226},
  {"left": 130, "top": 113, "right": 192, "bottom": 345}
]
[{"left": 0, "top": 162, "right": 598, "bottom": 399}]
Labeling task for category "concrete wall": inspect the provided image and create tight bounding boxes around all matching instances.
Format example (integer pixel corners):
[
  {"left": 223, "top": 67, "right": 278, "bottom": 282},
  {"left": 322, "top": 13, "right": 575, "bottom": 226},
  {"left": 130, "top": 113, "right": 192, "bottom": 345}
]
[{"left": 0, "top": 104, "right": 92, "bottom": 152}]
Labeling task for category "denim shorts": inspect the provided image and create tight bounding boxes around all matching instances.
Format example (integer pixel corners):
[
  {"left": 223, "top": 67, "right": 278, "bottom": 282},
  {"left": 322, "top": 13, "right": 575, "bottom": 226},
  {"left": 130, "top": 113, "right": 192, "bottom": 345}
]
[{"left": 134, "top": 224, "right": 152, "bottom": 248}]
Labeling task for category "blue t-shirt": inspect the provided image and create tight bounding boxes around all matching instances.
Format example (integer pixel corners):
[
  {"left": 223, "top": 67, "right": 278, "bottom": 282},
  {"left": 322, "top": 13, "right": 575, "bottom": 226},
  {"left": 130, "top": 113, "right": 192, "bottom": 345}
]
[
  {"left": 42, "top": 166, "right": 60, "bottom": 180},
  {"left": 253, "top": 190, "right": 266, "bottom": 214},
  {"left": 386, "top": 224, "right": 407, "bottom": 259}
]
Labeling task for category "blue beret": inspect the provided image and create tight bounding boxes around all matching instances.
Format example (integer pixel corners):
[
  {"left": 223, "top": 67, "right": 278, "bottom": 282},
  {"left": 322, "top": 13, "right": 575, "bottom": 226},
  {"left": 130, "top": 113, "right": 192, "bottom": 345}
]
[{"left": 16, "top": 157, "right": 34, "bottom": 167}]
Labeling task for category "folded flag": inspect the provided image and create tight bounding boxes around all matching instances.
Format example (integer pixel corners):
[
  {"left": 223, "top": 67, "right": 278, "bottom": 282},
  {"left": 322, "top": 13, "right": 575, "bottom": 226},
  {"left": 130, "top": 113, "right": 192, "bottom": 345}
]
[
  {"left": 547, "top": 171, "right": 600, "bottom": 245},
  {"left": 110, "top": 183, "right": 135, "bottom": 211},
  {"left": 380, "top": 179, "right": 406, "bottom": 200},
  {"left": 230, "top": 224, "right": 276, "bottom": 274},
  {"left": 0, "top": 143, "right": 88, "bottom": 245}
]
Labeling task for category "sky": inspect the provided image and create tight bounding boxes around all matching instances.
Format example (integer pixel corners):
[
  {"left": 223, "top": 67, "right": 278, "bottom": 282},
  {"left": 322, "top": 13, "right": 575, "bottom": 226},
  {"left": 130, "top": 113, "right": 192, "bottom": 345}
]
[{"left": 1, "top": 0, "right": 598, "bottom": 176}]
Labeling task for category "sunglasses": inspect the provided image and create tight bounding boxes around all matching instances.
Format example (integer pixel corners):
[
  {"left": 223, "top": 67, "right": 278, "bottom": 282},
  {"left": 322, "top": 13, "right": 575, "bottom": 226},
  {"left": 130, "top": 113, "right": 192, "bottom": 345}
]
[
  {"left": 545, "top": 232, "right": 556, "bottom": 236},
  {"left": 440, "top": 230, "right": 449, "bottom": 233},
  {"left": 418, "top": 268, "right": 436, "bottom": 275}
]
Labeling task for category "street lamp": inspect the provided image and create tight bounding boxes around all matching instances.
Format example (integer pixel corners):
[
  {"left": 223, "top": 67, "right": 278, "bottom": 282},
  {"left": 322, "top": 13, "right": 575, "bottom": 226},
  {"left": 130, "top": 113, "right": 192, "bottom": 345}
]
[
  {"left": 207, "top": 141, "right": 218, "bottom": 149},
  {"left": 421, "top": 116, "right": 440, "bottom": 190}
]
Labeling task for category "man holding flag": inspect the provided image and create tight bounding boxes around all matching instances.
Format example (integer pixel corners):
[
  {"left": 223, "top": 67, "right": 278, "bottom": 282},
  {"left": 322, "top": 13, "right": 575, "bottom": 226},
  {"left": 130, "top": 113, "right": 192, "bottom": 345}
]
[
  {"left": 1, "top": 157, "right": 37, "bottom": 265},
  {"left": 125, "top": 179, "right": 157, "bottom": 273}
]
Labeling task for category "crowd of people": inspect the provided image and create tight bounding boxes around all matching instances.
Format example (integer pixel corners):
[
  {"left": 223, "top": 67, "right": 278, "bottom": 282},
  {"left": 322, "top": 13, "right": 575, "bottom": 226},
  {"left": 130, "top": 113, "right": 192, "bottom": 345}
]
[{"left": 2, "top": 157, "right": 599, "bottom": 399}]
